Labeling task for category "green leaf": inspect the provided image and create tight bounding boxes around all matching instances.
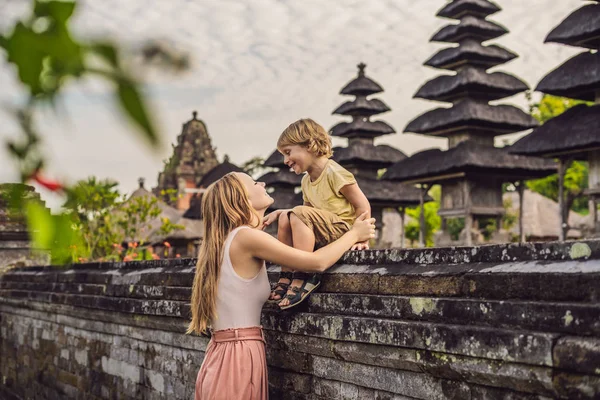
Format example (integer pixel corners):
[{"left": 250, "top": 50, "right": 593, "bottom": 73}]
[
  {"left": 116, "top": 79, "right": 159, "bottom": 147},
  {"left": 25, "top": 200, "right": 54, "bottom": 248},
  {"left": 3, "top": 23, "right": 45, "bottom": 94},
  {"left": 34, "top": 0, "right": 76, "bottom": 24},
  {"left": 88, "top": 42, "right": 119, "bottom": 67}
]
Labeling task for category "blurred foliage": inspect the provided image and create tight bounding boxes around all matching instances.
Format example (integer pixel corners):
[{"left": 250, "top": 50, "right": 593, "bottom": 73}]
[{"left": 1, "top": 0, "right": 187, "bottom": 264}]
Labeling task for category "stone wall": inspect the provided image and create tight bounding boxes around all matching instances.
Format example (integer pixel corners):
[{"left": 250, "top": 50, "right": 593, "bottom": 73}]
[{"left": 1, "top": 241, "right": 599, "bottom": 399}]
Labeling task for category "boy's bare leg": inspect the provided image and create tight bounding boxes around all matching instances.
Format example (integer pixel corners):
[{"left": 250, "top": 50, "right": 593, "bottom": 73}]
[
  {"left": 270, "top": 212, "right": 293, "bottom": 300},
  {"left": 279, "top": 213, "right": 315, "bottom": 307}
]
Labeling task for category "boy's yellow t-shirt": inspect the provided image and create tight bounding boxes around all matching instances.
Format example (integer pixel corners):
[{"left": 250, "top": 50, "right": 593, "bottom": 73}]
[{"left": 301, "top": 160, "right": 357, "bottom": 225}]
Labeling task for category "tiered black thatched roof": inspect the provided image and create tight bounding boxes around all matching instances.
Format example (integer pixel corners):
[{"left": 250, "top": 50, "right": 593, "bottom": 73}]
[
  {"left": 332, "top": 97, "right": 391, "bottom": 117},
  {"left": 545, "top": 3, "right": 600, "bottom": 49},
  {"left": 197, "top": 156, "right": 243, "bottom": 187},
  {"left": 356, "top": 177, "right": 431, "bottom": 208},
  {"left": 383, "top": 141, "right": 556, "bottom": 184},
  {"left": 269, "top": 190, "right": 303, "bottom": 211},
  {"left": 264, "top": 150, "right": 286, "bottom": 168},
  {"left": 406, "top": 1, "right": 535, "bottom": 140},
  {"left": 510, "top": 104, "right": 600, "bottom": 158},
  {"left": 437, "top": 0, "right": 500, "bottom": 19},
  {"left": 405, "top": 99, "right": 538, "bottom": 136},
  {"left": 330, "top": 119, "right": 395, "bottom": 139},
  {"left": 331, "top": 63, "right": 427, "bottom": 208},
  {"left": 425, "top": 39, "right": 517, "bottom": 70},
  {"left": 431, "top": 16, "right": 507, "bottom": 43},
  {"left": 535, "top": 51, "right": 600, "bottom": 102},
  {"left": 333, "top": 142, "right": 406, "bottom": 168},
  {"left": 259, "top": 170, "right": 302, "bottom": 188},
  {"left": 415, "top": 66, "right": 529, "bottom": 102},
  {"left": 340, "top": 63, "right": 384, "bottom": 96}
]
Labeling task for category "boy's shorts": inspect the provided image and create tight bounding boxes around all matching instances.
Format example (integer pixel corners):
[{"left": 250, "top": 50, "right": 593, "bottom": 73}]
[{"left": 289, "top": 206, "right": 351, "bottom": 249}]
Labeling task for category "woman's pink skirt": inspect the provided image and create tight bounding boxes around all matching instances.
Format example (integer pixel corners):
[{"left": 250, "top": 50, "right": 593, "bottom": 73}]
[{"left": 195, "top": 326, "right": 268, "bottom": 400}]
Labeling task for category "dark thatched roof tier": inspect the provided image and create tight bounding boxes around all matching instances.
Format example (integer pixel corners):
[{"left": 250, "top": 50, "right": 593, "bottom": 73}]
[
  {"left": 545, "top": 4, "right": 600, "bottom": 50},
  {"left": 437, "top": 0, "right": 501, "bottom": 20},
  {"left": 356, "top": 177, "right": 432, "bottom": 207},
  {"left": 258, "top": 170, "right": 302, "bottom": 188},
  {"left": 404, "top": 99, "right": 538, "bottom": 137},
  {"left": 535, "top": 51, "right": 600, "bottom": 102},
  {"left": 183, "top": 194, "right": 202, "bottom": 220},
  {"left": 333, "top": 142, "right": 407, "bottom": 168},
  {"left": 340, "top": 63, "right": 384, "bottom": 96},
  {"left": 414, "top": 66, "right": 529, "bottom": 102},
  {"left": 431, "top": 16, "right": 508, "bottom": 43},
  {"left": 383, "top": 141, "right": 556, "bottom": 183},
  {"left": 333, "top": 97, "right": 391, "bottom": 117},
  {"left": 425, "top": 39, "right": 517, "bottom": 70},
  {"left": 330, "top": 119, "right": 395, "bottom": 138},
  {"left": 264, "top": 150, "right": 285, "bottom": 168},
  {"left": 509, "top": 104, "right": 600, "bottom": 158},
  {"left": 197, "top": 158, "right": 244, "bottom": 188},
  {"left": 269, "top": 190, "right": 303, "bottom": 211}
]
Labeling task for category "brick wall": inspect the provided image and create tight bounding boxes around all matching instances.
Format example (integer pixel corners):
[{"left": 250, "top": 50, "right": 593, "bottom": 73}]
[{"left": 1, "top": 240, "right": 599, "bottom": 399}]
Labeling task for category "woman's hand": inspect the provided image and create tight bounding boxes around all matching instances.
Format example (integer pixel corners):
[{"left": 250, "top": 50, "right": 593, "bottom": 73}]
[
  {"left": 351, "top": 211, "right": 376, "bottom": 243},
  {"left": 262, "top": 210, "right": 283, "bottom": 230}
]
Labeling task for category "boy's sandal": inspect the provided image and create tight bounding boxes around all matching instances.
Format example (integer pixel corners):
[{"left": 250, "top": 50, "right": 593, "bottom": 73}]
[
  {"left": 279, "top": 273, "right": 321, "bottom": 310},
  {"left": 269, "top": 271, "right": 293, "bottom": 302}
]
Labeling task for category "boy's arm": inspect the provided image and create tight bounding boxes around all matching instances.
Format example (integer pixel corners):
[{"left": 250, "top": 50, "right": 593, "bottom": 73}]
[
  {"left": 340, "top": 183, "right": 371, "bottom": 250},
  {"left": 340, "top": 183, "right": 370, "bottom": 219}
]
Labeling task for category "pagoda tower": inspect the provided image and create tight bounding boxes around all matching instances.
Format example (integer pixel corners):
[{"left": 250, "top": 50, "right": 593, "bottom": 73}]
[
  {"left": 510, "top": 1, "right": 600, "bottom": 239},
  {"left": 258, "top": 150, "right": 303, "bottom": 213},
  {"left": 331, "top": 63, "right": 427, "bottom": 247},
  {"left": 153, "top": 111, "right": 219, "bottom": 210},
  {"left": 382, "top": 0, "right": 555, "bottom": 246}
]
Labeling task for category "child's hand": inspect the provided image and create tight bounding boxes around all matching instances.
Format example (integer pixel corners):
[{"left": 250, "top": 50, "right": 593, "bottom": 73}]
[
  {"left": 351, "top": 241, "right": 370, "bottom": 251},
  {"left": 351, "top": 211, "right": 376, "bottom": 243},
  {"left": 262, "top": 210, "right": 281, "bottom": 230}
]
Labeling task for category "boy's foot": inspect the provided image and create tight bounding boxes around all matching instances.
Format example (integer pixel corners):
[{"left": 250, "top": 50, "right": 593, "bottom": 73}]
[
  {"left": 279, "top": 273, "right": 321, "bottom": 310},
  {"left": 269, "top": 271, "right": 293, "bottom": 301}
]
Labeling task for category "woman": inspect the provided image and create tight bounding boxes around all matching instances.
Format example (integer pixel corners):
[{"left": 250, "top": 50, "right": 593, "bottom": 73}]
[{"left": 188, "top": 172, "right": 376, "bottom": 400}]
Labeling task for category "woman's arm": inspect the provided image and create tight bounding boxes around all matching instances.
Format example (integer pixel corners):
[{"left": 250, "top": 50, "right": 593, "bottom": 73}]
[{"left": 238, "top": 213, "right": 375, "bottom": 272}]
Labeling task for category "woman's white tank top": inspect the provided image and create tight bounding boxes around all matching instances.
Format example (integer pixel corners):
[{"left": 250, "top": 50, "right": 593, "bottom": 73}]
[{"left": 212, "top": 226, "right": 271, "bottom": 331}]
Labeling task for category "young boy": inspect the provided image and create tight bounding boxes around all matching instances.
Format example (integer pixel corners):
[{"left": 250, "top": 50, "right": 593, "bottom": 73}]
[{"left": 263, "top": 118, "right": 371, "bottom": 310}]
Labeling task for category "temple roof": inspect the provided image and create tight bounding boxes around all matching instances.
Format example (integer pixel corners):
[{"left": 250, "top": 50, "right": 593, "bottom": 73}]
[
  {"left": 425, "top": 39, "right": 517, "bottom": 70},
  {"left": 333, "top": 142, "right": 407, "bottom": 169},
  {"left": 414, "top": 66, "right": 529, "bottom": 102},
  {"left": 333, "top": 97, "right": 391, "bottom": 117},
  {"left": 431, "top": 16, "right": 508, "bottom": 43},
  {"left": 509, "top": 104, "right": 600, "bottom": 158},
  {"left": 437, "top": 0, "right": 501, "bottom": 20},
  {"left": 383, "top": 141, "right": 556, "bottom": 184},
  {"left": 197, "top": 156, "right": 244, "bottom": 188},
  {"left": 258, "top": 170, "right": 302, "bottom": 188},
  {"left": 264, "top": 150, "right": 285, "bottom": 169},
  {"left": 330, "top": 119, "right": 395, "bottom": 139},
  {"left": 356, "top": 177, "right": 432, "bottom": 207},
  {"left": 340, "top": 63, "right": 384, "bottom": 96},
  {"left": 545, "top": 3, "right": 600, "bottom": 49},
  {"left": 404, "top": 99, "right": 538, "bottom": 137},
  {"left": 268, "top": 190, "right": 303, "bottom": 211},
  {"left": 535, "top": 51, "right": 600, "bottom": 102}
]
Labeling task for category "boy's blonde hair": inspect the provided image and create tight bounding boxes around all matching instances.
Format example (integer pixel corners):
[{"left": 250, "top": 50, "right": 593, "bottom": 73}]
[
  {"left": 187, "top": 172, "right": 259, "bottom": 335},
  {"left": 277, "top": 118, "right": 333, "bottom": 158}
]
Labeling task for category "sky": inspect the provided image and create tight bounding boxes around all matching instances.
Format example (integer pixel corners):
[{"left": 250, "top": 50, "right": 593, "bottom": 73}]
[{"left": 0, "top": 0, "right": 584, "bottom": 209}]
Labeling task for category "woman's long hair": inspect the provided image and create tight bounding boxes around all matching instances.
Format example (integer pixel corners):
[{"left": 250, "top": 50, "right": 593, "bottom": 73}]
[{"left": 187, "top": 173, "right": 260, "bottom": 335}]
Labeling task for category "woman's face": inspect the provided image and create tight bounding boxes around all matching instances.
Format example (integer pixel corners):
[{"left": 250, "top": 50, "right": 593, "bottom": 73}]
[{"left": 235, "top": 173, "right": 274, "bottom": 212}]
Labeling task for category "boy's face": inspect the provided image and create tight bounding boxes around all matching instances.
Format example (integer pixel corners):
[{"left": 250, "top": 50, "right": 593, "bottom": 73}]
[{"left": 278, "top": 144, "right": 313, "bottom": 175}]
